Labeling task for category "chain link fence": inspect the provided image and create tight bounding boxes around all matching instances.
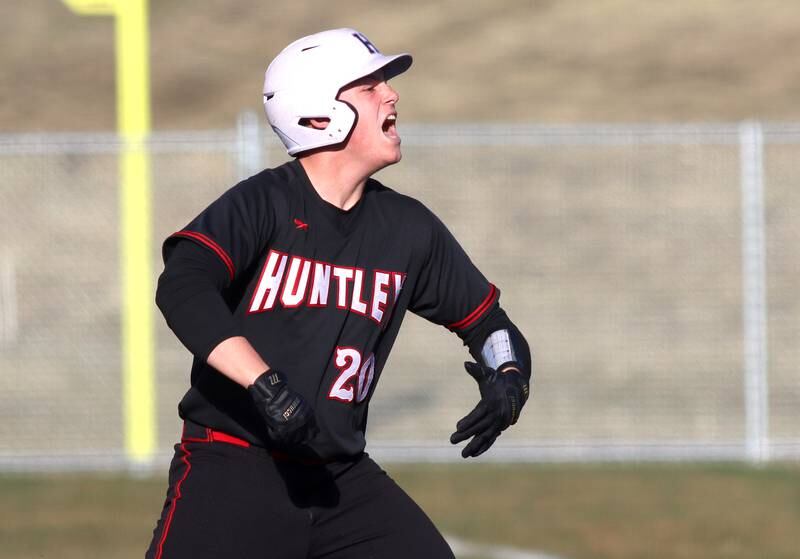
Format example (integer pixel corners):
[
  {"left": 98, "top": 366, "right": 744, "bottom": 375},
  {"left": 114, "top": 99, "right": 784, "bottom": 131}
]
[{"left": 1, "top": 118, "right": 798, "bottom": 471}]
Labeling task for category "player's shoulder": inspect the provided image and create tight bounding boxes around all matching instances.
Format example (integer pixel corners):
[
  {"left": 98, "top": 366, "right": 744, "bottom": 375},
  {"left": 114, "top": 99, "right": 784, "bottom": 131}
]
[
  {"left": 230, "top": 160, "right": 295, "bottom": 198},
  {"left": 215, "top": 160, "right": 299, "bottom": 216},
  {"left": 365, "top": 178, "right": 438, "bottom": 226}
]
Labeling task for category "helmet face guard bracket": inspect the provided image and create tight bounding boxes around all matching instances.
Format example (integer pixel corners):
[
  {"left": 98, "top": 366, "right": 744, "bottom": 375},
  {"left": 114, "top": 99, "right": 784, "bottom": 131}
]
[{"left": 263, "top": 28, "right": 412, "bottom": 156}]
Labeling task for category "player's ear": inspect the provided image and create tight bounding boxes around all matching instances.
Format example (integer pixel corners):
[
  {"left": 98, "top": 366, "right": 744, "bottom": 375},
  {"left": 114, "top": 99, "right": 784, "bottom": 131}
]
[{"left": 298, "top": 117, "right": 331, "bottom": 130}]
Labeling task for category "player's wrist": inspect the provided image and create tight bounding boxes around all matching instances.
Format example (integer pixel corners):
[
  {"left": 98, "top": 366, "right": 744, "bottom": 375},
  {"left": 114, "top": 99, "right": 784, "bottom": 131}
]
[
  {"left": 248, "top": 370, "right": 287, "bottom": 401},
  {"left": 248, "top": 369, "right": 318, "bottom": 446},
  {"left": 493, "top": 362, "right": 530, "bottom": 411},
  {"left": 496, "top": 360, "right": 529, "bottom": 379},
  {"left": 243, "top": 368, "right": 268, "bottom": 388}
]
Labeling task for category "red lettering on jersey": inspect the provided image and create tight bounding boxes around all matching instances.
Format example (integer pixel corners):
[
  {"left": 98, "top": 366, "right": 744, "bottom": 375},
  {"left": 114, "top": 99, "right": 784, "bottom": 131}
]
[
  {"left": 308, "top": 262, "right": 331, "bottom": 307},
  {"left": 280, "top": 257, "right": 312, "bottom": 308},
  {"left": 248, "top": 250, "right": 288, "bottom": 313},
  {"left": 332, "top": 267, "right": 355, "bottom": 309}
]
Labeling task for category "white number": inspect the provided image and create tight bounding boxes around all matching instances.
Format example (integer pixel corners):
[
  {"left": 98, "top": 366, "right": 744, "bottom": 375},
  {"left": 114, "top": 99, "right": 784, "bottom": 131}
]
[
  {"left": 356, "top": 353, "right": 375, "bottom": 403},
  {"left": 329, "top": 348, "right": 360, "bottom": 402},
  {"left": 328, "top": 347, "right": 376, "bottom": 403}
]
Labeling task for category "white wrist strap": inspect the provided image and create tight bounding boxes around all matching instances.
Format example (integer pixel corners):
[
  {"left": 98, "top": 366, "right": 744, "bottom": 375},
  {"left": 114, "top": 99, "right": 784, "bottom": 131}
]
[{"left": 480, "top": 329, "right": 516, "bottom": 369}]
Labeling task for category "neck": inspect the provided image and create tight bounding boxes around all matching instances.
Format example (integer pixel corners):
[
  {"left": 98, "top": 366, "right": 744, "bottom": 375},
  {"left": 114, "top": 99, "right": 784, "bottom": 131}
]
[{"left": 298, "top": 153, "right": 372, "bottom": 211}]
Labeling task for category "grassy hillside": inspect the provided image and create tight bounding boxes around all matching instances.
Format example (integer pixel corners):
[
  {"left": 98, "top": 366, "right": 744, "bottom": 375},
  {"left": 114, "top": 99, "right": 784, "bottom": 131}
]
[{"left": 3, "top": 0, "right": 800, "bottom": 132}]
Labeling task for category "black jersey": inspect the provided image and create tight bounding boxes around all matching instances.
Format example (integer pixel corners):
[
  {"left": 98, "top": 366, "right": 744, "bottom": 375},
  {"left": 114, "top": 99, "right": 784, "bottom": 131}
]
[{"left": 159, "top": 159, "right": 499, "bottom": 460}]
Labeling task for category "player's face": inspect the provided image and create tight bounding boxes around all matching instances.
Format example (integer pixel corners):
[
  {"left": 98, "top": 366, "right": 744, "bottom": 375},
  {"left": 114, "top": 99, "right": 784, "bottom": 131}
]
[{"left": 337, "top": 70, "right": 402, "bottom": 170}]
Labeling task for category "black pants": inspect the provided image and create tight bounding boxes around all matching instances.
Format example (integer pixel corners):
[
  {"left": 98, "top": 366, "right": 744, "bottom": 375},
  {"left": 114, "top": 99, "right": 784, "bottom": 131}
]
[{"left": 146, "top": 423, "right": 454, "bottom": 559}]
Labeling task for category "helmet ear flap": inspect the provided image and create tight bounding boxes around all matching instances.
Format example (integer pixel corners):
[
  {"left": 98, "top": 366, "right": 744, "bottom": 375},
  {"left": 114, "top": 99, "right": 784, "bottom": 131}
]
[
  {"left": 324, "top": 98, "right": 358, "bottom": 143},
  {"left": 276, "top": 98, "right": 357, "bottom": 157},
  {"left": 269, "top": 125, "right": 297, "bottom": 154}
]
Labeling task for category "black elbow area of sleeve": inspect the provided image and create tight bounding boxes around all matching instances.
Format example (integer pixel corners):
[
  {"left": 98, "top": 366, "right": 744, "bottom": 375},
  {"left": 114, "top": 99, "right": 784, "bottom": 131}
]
[
  {"left": 161, "top": 290, "right": 242, "bottom": 360},
  {"left": 155, "top": 239, "right": 241, "bottom": 360},
  {"left": 154, "top": 273, "right": 177, "bottom": 318},
  {"left": 155, "top": 264, "right": 216, "bottom": 319}
]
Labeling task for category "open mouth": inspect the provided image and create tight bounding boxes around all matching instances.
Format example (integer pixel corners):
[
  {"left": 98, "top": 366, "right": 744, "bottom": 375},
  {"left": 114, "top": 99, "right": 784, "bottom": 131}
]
[{"left": 382, "top": 114, "right": 399, "bottom": 140}]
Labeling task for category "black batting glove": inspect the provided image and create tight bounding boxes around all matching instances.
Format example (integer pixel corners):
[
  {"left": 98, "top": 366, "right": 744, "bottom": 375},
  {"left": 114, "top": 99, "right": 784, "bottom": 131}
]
[
  {"left": 450, "top": 362, "right": 530, "bottom": 458},
  {"left": 248, "top": 370, "right": 318, "bottom": 446}
]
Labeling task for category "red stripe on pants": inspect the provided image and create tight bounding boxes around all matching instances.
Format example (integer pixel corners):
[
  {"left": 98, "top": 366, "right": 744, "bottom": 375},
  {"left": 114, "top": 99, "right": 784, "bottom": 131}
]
[{"left": 154, "top": 437, "right": 203, "bottom": 559}]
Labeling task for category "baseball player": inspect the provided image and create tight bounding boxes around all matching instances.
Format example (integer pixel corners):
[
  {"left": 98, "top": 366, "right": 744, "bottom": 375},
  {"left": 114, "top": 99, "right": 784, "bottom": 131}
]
[{"left": 146, "top": 28, "right": 532, "bottom": 559}]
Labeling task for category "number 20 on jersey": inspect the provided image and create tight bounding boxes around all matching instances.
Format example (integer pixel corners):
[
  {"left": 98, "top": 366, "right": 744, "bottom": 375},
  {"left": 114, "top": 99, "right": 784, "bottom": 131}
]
[{"left": 328, "top": 347, "right": 375, "bottom": 403}]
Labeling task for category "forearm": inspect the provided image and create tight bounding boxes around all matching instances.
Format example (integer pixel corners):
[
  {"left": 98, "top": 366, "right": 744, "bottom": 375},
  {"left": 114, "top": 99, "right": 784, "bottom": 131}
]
[
  {"left": 464, "top": 307, "right": 532, "bottom": 380},
  {"left": 158, "top": 237, "right": 316, "bottom": 446},
  {"left": 207, "top": 336, "right": 270, "bottom": 388}
]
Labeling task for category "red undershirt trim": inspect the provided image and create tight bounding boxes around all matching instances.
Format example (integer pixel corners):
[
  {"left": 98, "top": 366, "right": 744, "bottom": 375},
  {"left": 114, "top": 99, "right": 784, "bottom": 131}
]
[
  {"left": 171, "top": 230, "right": 235, "bottom": 281},
  {"left": 447, "top": 283, "right": 498, "bottom": 330}
]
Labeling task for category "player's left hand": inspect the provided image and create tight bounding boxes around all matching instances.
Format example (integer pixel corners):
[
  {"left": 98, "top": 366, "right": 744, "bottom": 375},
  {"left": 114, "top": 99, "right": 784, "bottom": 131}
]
[{"left": 450, "top": 362, "right": 530, "bottom": 458}]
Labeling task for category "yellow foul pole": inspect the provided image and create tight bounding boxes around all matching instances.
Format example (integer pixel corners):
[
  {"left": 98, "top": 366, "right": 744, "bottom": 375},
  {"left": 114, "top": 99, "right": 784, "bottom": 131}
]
[{"left": 63, "top": 0, "right": 156, "bottom": 465}]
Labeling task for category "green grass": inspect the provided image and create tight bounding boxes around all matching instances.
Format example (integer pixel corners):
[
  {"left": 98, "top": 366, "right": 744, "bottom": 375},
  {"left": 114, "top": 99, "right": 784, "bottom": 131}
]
[
  {"left": 392, "top": 463, "right": 800, "bottom": 559},
  {"left": 2, "top": 463, "right": 798, "bottom": 559}
]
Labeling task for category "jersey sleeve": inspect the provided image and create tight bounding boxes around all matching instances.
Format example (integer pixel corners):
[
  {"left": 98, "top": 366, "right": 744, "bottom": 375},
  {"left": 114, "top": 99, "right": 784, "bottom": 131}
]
[
  {"left": 409, "top": 209, "right": 499, "bottom": 338},
  {"left": 162, "top": 178, "right": 274, "bottom": 285},
  {"left": 156, "top": 239, "right": 243, "bottom": 360}
]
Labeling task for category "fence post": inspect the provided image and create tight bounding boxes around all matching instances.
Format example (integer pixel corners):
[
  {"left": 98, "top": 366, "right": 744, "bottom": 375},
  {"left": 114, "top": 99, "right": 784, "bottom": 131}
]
[
  {"left": 237, "top": 110, "right": 264, "bottom": 180},
  {"left": 63, "top": 0, "right": 157, "bottom": 468},
  {"left": 739, "top": 120, "right": 769, "bottom": 463}
]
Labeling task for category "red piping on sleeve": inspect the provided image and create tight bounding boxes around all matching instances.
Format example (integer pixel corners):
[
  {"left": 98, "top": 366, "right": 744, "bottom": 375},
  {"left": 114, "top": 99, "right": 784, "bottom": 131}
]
[
  {"left": 447, "top": 283, "right": 498, "bottom": 330},
  {"left": 171, "top": 230, "right": 235, "bottom": 281}
]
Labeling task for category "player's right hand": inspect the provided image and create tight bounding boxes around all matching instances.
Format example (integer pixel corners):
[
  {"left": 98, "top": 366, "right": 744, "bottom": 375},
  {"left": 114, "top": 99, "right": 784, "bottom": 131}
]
[{"left": 248, "top": 370, "right": 318, "bottom": 446}]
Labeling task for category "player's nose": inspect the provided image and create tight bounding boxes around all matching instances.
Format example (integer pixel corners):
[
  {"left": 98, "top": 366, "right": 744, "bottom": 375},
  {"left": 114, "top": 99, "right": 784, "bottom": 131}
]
[{"left": 382, "top": 82, "right": 399, "bottom": 104}]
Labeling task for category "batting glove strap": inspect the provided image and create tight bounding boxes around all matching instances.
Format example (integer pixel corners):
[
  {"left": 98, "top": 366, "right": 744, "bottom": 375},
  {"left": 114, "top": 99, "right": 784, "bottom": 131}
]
[
  {"left": 248, "top": 370, "right": 317, "bottom": 446},
  {"left": 496, "top": 362, "right": 530, "bottom": 424}
]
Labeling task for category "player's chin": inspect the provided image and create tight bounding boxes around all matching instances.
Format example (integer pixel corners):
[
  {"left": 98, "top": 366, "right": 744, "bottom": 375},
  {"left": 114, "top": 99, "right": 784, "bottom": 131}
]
[
  {"left": 370, "top": 149, "right": 402, "bottom": 174},
  {"left": 387, "top": 147, "right": 402, "bottom": 164},
  {"left": 382, "top": 138, "right": 403, "bottom": 164}
]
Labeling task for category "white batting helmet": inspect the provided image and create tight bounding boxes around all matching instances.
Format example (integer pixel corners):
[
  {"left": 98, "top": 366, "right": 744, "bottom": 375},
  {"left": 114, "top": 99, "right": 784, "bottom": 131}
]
[{"left": 263, "top": 28, "right": 412, "bottom": 156}]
